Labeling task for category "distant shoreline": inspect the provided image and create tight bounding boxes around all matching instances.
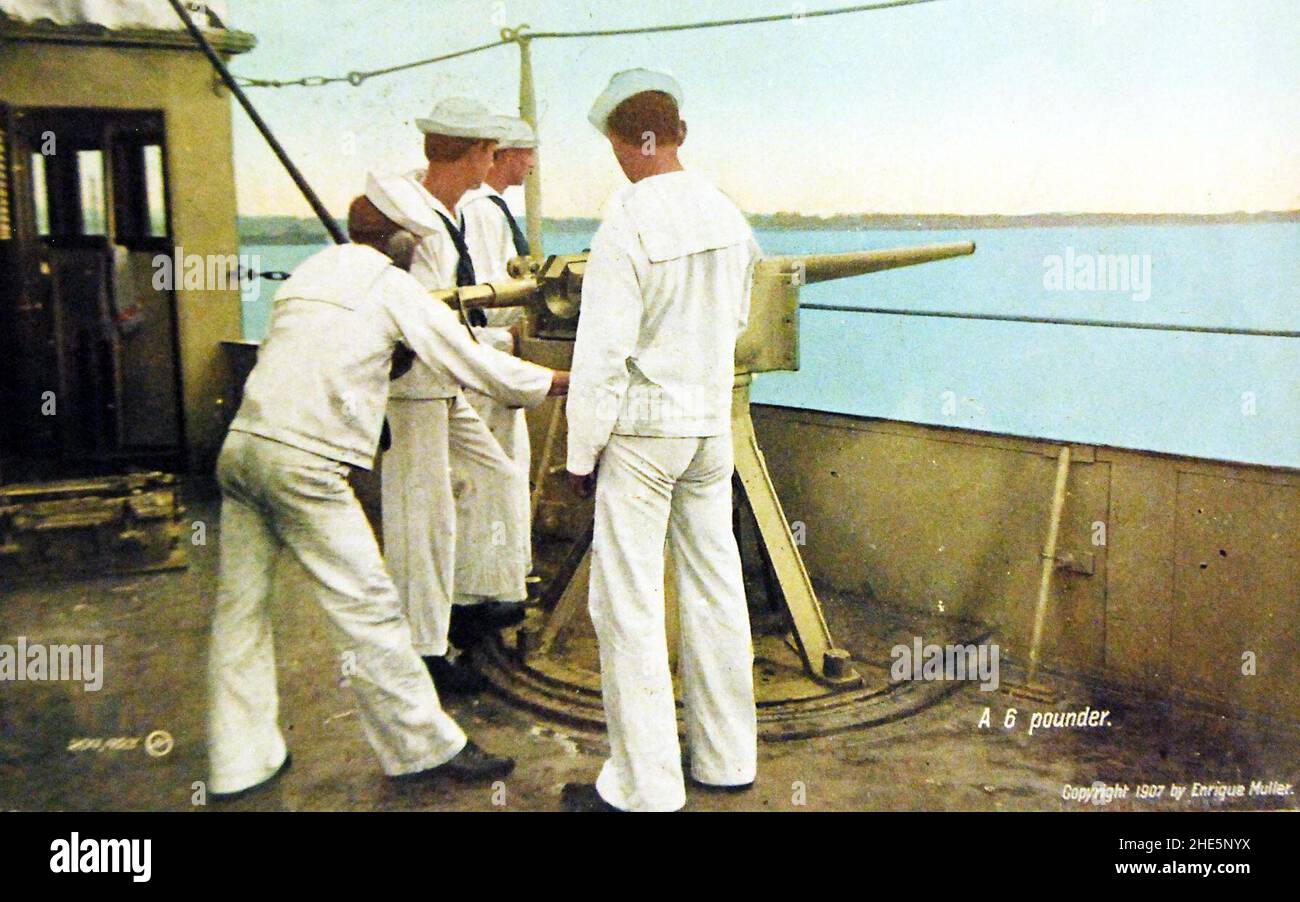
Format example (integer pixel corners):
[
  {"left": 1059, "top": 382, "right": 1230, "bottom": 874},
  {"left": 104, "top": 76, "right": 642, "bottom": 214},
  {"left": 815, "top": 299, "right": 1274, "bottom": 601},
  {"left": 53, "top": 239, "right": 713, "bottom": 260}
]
[{"left": 239, "top": 210, "right": 1299, "bottom": 245}]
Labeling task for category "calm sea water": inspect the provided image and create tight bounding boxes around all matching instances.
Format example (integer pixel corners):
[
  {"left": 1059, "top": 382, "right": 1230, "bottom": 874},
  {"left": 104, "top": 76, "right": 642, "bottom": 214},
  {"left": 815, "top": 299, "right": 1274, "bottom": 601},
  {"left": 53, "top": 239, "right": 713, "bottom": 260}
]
[{"left": 242, "top": 222, "right": 1300, "bottom": 469}]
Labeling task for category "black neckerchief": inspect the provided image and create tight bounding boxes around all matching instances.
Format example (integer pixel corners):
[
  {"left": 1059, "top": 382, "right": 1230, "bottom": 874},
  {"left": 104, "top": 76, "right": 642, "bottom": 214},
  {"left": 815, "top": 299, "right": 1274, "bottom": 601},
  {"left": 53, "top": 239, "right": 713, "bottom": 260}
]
[
  {"left": 434, "top": 209, "right": 485, "bottom": 328},
  {"left": 485, "top": 193, "right": 530, "bottom": 257},
  {"left": 434, "top": 210, "right": 476, "bottom": 287}
]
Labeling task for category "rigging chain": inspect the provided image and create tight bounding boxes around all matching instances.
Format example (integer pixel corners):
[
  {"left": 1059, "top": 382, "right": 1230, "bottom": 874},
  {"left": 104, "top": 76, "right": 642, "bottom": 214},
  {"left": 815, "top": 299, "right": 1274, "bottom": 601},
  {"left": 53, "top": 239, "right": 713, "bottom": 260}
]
[{"left": 233, "top": 0, "right": 946, "bottom": 88}]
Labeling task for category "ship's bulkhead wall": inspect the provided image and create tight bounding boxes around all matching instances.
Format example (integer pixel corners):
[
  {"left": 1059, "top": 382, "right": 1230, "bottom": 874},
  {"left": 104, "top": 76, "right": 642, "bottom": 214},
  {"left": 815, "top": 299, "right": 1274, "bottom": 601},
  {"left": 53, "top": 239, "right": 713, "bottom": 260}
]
[{"left": 752, "top": 404, "right": 1300, "bottom": 725}]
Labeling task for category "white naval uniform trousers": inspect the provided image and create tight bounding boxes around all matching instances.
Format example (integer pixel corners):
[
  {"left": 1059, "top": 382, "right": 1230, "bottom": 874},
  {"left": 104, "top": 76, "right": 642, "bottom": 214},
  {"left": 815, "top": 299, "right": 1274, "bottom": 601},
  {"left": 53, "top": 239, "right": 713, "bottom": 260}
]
[
  {"left": 383, "top": 392, "right": 530, "bottom": 655},
  {"left": 590, "top": 432, "right": 756, "bottom": 812},
  {"left": 567, "top": 170, "right": 763, "bottom": 811},
  {"left": 208, "top": 245, "right": 549, "bottom": 793},
  {"left": 211, "top": 431, "right": 466, "bottom": 793},
  {"left": 461, "top": 184, "right": 533, "bottom": 580},
  {"left": 370, "top": 172, "right": 534, "bottom": 655}
]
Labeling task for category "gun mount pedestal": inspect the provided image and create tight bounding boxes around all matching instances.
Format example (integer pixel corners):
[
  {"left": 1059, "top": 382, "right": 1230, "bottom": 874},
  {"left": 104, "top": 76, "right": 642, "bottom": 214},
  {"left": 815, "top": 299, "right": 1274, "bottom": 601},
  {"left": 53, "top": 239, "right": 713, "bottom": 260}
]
[
  {"left": 515, "top": 374, "right": 862, "bottom": 694},
  {"left": 458, "top": 242, "right": 977, "bottom": 736},
  {"left": 731, "top": 375, "right": 862, "bottom": 685}
]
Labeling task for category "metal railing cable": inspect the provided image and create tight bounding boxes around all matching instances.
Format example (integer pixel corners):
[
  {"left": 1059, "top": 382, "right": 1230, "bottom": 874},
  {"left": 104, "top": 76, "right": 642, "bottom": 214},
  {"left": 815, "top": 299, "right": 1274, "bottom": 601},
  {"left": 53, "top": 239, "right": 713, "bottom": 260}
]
[
  {"left": 799, "top": 304, "right": 1300, "bottom": 339},
  {"left": 237, "top": 37, "right": 514, "bottom": 88},
  {"left": 167, "top": 0, "right": 347, "bottom": 242},
  {"left": 233, "top": 0, "right": 946, "bottom": 88},
  {"left": 527, "top": 0, "right": 944, "bottom": 39}
]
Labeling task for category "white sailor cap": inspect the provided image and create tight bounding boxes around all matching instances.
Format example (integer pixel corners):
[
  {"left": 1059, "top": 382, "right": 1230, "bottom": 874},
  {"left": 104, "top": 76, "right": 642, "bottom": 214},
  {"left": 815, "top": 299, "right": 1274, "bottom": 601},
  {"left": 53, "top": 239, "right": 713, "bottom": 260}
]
[
  {"left": 364, "top": 171, "right": 438, "bottom": 238},
  {"left": 491, "top": 116, "right": 538, "bottom": 149},
  {"left": 587, "top": 68, "right": 684, "bottom": 135},
  {"left": 415, "top": 97, "right": 508, "bottom": 140}
]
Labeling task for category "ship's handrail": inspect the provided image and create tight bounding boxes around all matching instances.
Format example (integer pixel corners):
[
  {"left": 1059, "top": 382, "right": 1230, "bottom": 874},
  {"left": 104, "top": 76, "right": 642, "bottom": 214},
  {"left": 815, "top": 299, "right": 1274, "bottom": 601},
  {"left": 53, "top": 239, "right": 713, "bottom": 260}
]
[
  {"left": 800, "top": 304, "right": 1300, "bottom": 339},
  {"left": 231, "top": 0, "right": 947, "bottom": 89}
]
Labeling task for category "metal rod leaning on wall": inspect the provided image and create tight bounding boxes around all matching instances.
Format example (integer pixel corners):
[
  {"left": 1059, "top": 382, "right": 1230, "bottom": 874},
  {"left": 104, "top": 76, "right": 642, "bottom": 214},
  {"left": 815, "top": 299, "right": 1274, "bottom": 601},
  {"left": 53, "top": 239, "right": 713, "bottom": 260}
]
[
  {"left": 1025, "top": 445, "right": 1072, "bottom": 695},
  {"left": 167, "top": 0, "right": 348, "bottom": 245}
]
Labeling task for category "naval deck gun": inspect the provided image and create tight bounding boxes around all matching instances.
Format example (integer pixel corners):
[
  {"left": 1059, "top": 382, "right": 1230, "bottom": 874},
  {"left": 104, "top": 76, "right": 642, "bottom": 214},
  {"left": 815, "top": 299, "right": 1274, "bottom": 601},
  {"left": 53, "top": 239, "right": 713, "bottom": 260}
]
[
  {"left": 437, "top": 240, "right": 976, "bottom": 360},
  {"left": 428, "top": 241, "right": 976, "bottom": 700}
]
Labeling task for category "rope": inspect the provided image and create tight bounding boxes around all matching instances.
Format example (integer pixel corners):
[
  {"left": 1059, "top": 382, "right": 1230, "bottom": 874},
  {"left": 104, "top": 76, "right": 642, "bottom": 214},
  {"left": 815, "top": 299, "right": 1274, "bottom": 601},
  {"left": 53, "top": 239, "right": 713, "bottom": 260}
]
[{"left": 234, "top": 0, "right": 947, "bottom": 88}]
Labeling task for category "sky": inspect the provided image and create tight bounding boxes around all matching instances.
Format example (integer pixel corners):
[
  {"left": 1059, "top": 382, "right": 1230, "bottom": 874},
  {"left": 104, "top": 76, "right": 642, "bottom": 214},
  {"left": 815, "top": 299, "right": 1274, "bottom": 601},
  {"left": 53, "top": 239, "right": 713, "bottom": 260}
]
[{"left": 224, "top": 0, "right": 1300, "bottom": 219}]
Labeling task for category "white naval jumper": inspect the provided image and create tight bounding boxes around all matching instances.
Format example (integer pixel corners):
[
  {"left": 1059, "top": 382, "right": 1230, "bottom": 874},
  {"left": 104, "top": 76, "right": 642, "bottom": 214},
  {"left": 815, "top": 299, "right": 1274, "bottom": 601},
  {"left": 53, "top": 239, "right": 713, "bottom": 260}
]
[
  {"left": 461, "top": 183, "right": 526, "bottom": 331},
  {"left": 210, "top": 244, "right": 550, "bottom": 794},
  {"left": 566, "top": 169, "right": 763, "bottom": 812}
]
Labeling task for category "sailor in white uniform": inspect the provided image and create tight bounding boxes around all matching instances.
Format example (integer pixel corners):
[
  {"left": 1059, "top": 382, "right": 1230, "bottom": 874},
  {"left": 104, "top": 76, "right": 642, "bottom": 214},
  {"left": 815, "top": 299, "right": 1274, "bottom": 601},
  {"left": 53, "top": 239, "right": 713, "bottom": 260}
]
[
  {"left": 461, "top": 116, "right": 535, "bottom": 288},
  {"left": 455, "top": 116, "right": 539, "bottom": 633},
  {"left": 562, "top": 70, "right": 763, "bottom": 812},
  {"left": 372, "top": 97, "right": 532, "bottom": 695},
  {"left": 207, "top": 190, "right": 566, "bottom": 800}
]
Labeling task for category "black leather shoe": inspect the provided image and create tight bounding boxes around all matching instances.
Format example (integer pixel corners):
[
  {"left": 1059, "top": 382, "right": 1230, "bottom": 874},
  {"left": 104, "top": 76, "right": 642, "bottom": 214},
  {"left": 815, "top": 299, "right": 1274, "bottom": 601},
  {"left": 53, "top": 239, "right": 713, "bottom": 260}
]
[
  {"left": 475, "top": 601, "right": 527, "bottom": 628},
  {"left": 392, "top": 741, "right": 515, "bottom": 784},
  {"left": 687, "top": 774, "right": 755, "bottom": 794},
  {"left": 449, "top": 602, "right": 527, "bottom": 649},
  {"left": 210, "top": 753, "right": 293, "bottom": 803},
  {"left": 447, "top": 605, "right": 484, "bottom": 649},
  {"left": 561, "top": 782, "right": 622, "bottom": 812},
  {"left": 423, "top": 655, "right": 488, "bottom": 697}
]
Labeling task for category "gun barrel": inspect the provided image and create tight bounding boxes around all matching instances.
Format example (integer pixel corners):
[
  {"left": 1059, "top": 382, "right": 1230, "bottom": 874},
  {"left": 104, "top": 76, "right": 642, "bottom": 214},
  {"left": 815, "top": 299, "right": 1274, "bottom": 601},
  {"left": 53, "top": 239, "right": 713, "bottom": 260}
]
[
  {"left": 428, "top": 243, "right": 975, "bottom": 320},
  {"left": 431, "top": 277, "right": 542, "bottom": 310},
  {"left": 436, "top": 253, "right": 591, "bottom": 322},
  {"left": 774, "top": 241, "right": 976, "bottom": 285}
]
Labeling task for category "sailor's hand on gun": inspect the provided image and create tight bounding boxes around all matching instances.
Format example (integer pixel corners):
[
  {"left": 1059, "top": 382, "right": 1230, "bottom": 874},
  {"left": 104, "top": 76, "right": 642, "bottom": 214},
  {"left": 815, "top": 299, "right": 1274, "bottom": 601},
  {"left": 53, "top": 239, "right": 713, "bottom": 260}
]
[{"left": 548, "top": 370, "right": 570, "bottom": 397}]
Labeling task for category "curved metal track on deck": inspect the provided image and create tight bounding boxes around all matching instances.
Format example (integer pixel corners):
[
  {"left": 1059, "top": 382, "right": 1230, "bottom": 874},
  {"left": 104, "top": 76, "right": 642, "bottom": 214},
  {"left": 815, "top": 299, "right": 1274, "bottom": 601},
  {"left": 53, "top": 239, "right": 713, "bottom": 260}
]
[{"left": 474, "top": 628, "right": 989, "bottom": 741}]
